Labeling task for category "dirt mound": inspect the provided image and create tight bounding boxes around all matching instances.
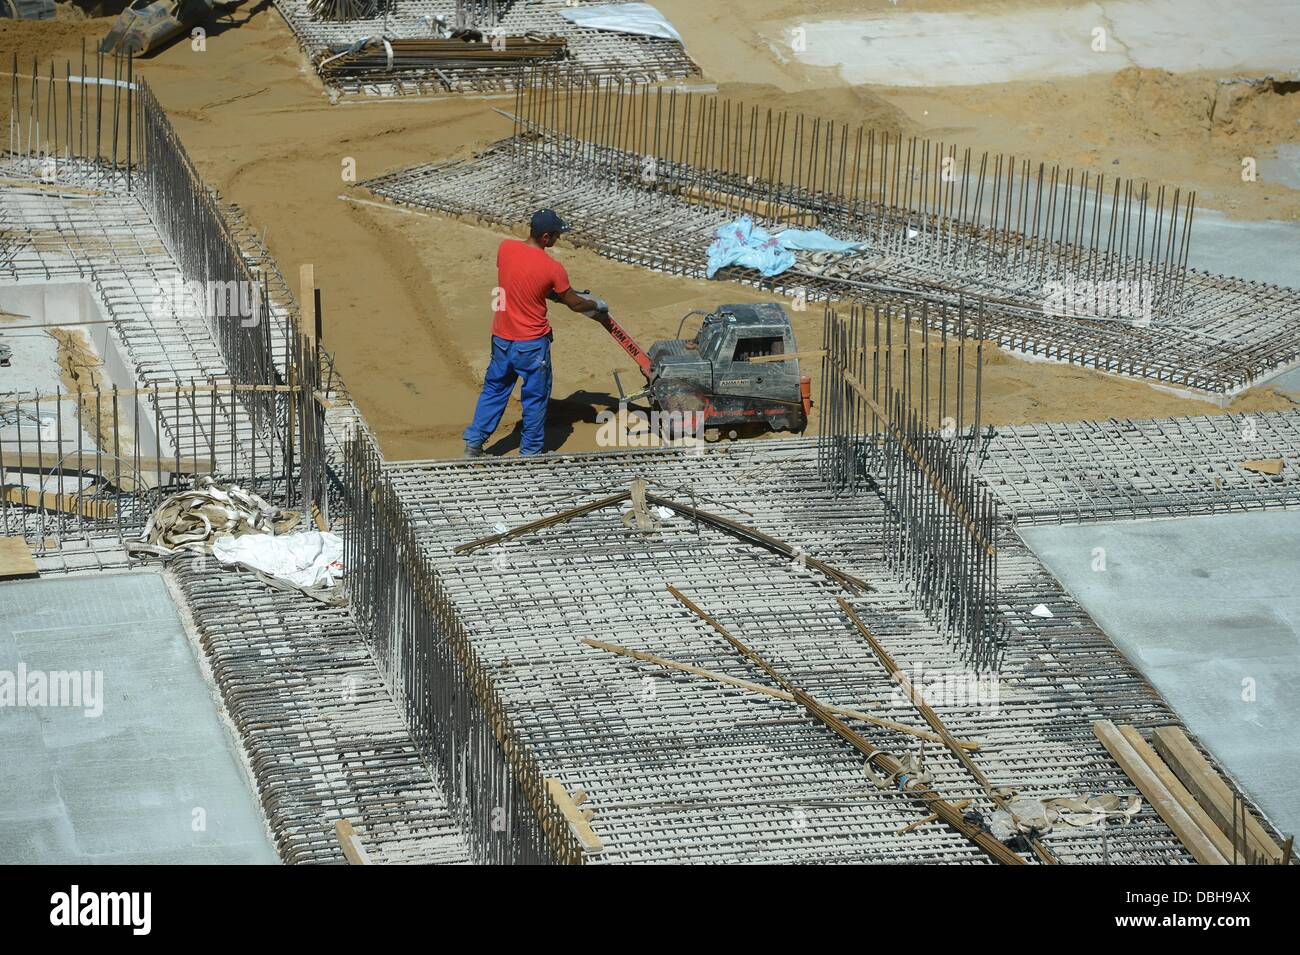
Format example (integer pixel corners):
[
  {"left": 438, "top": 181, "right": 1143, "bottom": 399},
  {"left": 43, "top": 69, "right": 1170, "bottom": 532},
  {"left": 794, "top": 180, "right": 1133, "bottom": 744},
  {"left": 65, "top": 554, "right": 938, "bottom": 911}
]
[
  {"left": 1106, "top": 67, "right": 1217, "bottom": 142},
  {"left": 0, "top": 15, "right": 107, "bottom": 64},
  {"left": 1211, "top": 75, "right": 1300, "bottom": 142}
]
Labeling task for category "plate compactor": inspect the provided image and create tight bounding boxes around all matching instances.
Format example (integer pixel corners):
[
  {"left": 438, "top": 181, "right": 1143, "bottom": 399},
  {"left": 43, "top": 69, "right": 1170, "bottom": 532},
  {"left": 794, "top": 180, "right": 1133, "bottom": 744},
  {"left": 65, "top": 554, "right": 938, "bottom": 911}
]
[{"left": 593, "top": 302, "right": 811, "bottom": 441}]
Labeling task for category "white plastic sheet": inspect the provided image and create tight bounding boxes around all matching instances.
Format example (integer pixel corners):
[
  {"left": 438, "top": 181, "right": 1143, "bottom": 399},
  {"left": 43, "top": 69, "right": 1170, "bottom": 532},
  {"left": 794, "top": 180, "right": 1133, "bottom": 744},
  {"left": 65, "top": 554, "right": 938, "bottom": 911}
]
[
  {"left": 557, "top": 3, "right": 684, "bottom": 43},
  {"left": 212, "top": 531, "right": 345, "bottom": 590}
]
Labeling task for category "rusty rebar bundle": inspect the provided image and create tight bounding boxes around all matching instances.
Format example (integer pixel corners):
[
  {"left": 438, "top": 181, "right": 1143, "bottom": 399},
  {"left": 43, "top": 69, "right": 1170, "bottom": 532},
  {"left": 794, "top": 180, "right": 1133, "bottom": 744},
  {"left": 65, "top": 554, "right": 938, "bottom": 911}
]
[
  {"left": 316, "top": 35, "right": 566, "bottom": 81},
  {"left": 306, "top": 0, "right": 384, "bottom": 21}
]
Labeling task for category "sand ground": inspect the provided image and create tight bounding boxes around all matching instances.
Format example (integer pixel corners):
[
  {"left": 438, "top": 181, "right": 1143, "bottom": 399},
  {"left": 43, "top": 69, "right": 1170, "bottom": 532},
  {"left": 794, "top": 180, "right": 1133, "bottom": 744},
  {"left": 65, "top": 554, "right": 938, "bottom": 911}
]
[{"left": 2, "top": 2, "right": 1296, "bottom": 459}]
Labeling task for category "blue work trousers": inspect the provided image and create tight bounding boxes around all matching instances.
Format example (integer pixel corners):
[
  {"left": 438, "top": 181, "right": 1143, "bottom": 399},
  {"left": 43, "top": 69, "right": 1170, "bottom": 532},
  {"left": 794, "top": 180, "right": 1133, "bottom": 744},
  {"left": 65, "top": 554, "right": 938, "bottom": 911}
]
[{"left": 463, "top": 335, "right": 552, "bottom": 455}]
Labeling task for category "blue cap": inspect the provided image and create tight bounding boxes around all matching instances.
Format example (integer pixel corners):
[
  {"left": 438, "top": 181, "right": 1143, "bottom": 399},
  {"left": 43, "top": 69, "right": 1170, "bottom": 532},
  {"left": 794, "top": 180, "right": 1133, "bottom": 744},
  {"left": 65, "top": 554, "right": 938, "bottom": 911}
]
[{"left": 530, "top": 208, "right": 571, "bottom": 238}]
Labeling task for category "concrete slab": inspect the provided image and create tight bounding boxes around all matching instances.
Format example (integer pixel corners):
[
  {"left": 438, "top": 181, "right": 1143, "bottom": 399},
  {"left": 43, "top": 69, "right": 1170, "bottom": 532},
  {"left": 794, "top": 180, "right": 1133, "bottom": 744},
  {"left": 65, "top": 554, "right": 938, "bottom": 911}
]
[
  {"left": 776, "top": 0, "right": 1300, "bottom": 87},
  {"left": 0, "top": 573, "right": 277, "bottom": 864},
  {"left": 1185, "top": 211, "right": 1300, "bottom": 288},
  {"left": 1270, "top": 366, "right": 1300, "bottom": 399},
  {"left": 1261, "top": 144, "right": 1300, "bottom": 193},
  {"left": 1021, "top": 511, "right": 1300, "bottom": 837}
]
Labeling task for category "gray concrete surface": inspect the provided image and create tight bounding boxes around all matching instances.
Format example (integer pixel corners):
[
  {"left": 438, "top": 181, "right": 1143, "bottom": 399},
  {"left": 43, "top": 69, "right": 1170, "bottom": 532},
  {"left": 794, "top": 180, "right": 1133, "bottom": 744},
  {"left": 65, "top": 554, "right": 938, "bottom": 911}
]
[
  {"left": 0, "top": 573, "right": 277, "bottom": 864},
  {"left": 1186, "top": 211, "right": 1300, "bottom": 288},
  {"left": 777, "top": 0, "right": 1300, "bottom": 87},
  {"left": 1262, "top": 144, "right": 1300, "bottom": 193},
  {"left": 1021, "top": 511, "right": 1300, "bottom": 837},
  {"left": 1271, "top": 366, "right": 1300, "bottom": 399}
]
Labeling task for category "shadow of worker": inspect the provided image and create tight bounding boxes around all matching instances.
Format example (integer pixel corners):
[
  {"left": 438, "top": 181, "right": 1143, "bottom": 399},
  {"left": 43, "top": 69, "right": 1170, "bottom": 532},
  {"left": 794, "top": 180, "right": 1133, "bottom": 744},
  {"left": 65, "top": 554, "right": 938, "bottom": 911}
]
[{"left": 484, "top": 389, "right": 624, "bottom": 456}]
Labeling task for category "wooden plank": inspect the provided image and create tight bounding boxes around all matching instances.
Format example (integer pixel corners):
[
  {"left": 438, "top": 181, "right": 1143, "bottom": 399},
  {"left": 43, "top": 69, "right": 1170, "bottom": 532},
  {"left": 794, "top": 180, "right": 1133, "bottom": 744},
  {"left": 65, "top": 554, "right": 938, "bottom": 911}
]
[
  {"left": 1093, "top": 720, "right": 1228, "bottom": 864},
  {"left": 545, "top": 778, "right": 603, "bottom": 852},
  {"left": 1, "top": 450, "right": 211, "bottom": 487},
  {"left": 1117, "top": 724, "right": 1236, "bottom": 863},
  {"left": 745, "top": 350, "right": 827, "bottom": 364},
  {"left": 2, "top": 485, "right": 115, "bottom": 520},
  {"left": 300, "top": 264, "right": 317, "bottom": 346},
  {"left": 0, "top": 536, "right": 39, "bottom": 579},
  {"left": 1152, "top": 725, "right": 1285, "bottom": 864},
  {"left": 334, "top": 819, "right": 371, "bottom": 865},
  {"left": 1240, "top": 458, "right": 1284, "bottom": 476}
]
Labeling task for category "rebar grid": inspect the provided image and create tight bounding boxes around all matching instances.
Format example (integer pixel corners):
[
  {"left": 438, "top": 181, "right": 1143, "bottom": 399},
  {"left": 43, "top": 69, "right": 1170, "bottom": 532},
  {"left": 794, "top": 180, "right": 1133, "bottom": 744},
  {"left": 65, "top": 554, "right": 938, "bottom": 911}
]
[
  {"left": 274, "top": 0, "right": 698, "bottom": 96},
  {"left": 0, "top": 175, "right": 326, "bottom": 542},
  {"left": 975, "top": 411, "right": 1300, "bottom": 525},
  {"left": 504, "top": 67, "right": 1196, "bottom": 314},
  {"left": 171, "top": 561, "right": 473, "bottom": 864},
  {"left": 364, "top": 81, "right": 1300, "bottom": 394},
  {"left": 335, "top": 433, "right": 1253, "bottom": 864}
]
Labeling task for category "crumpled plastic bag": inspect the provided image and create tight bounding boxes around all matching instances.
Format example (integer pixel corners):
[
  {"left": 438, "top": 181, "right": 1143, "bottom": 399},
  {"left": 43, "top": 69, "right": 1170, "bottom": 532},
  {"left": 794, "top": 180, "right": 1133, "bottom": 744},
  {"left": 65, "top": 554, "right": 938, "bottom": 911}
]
[{"left": 706, "top": 217, "right": 794, "bottom": 278}]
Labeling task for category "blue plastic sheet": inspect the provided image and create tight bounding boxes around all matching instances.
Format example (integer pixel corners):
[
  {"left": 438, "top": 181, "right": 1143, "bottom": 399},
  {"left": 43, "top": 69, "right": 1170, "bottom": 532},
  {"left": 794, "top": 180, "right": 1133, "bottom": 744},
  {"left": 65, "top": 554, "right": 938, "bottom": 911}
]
[
  {"left": 705, "top": 217, "right": 860, "bottom": 278},
  {"left": 774, "top": 228, "right": 862, "bottom": 253}
]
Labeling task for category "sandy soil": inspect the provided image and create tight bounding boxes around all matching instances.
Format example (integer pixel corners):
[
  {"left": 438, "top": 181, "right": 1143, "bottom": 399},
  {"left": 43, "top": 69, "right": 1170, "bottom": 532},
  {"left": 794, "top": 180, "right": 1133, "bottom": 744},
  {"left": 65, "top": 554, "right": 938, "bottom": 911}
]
[{"left": 2, "top": 3, "right": 1295, "bottom": 460}]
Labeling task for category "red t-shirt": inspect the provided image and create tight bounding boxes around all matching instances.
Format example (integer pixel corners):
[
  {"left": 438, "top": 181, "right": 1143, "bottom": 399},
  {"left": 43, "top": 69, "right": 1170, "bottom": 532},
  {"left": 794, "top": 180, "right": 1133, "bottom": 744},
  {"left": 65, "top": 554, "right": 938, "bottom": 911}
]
[{"left": 492, "top": 239, "right": 572, "bottom": 341}]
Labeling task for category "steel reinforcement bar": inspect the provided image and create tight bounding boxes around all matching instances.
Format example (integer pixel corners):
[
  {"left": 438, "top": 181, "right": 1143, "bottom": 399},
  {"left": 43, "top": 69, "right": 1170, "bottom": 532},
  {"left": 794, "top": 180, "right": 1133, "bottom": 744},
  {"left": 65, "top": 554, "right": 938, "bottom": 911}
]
[
  {"left": 0, "top": 382, "right": 302, "bottom": 543},
  {"left": 4, "top": 45, "right": 136, "bottom": 190},
  {"left": 172, "top": 560, "right": 473, "bottom": 864},
  {"left": 819, "top": 301, "right": 1005, "bottom": 667},
  {"left": 274, "top": 0, "right": 699, "bottom": 96},
  {"left": 506, "top": 65, "right": 1197, "bottom": 319},
  {"left": 340, "top": 427, "right": 589, "bottom": 864},
  {"left": 372, "top": 440, "right": 1230, "bottom": 863},
  {"left": 3, "top": 61, "right": 331, "bottom": 540}
]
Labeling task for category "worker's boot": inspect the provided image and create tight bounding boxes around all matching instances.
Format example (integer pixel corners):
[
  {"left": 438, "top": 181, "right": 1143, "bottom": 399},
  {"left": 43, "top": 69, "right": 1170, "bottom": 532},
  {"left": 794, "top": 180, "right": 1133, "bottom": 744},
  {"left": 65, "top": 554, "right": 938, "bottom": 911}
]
[{"left": 464, "top": 442, "right": 485, "bottom": 459}]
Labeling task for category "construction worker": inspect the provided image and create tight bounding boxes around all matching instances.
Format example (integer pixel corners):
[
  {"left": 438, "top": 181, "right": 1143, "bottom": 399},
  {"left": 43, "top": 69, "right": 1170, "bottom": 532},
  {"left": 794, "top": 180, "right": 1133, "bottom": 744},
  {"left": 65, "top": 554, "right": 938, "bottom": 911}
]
[{"left": 464, "top": 209, "right": 605, "bottom": 458}]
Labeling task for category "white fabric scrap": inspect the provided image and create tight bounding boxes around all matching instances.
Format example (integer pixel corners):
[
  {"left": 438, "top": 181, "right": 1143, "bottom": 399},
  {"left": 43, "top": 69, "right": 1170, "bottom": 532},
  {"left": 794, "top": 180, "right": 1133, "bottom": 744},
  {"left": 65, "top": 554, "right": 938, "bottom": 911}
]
[
  {"left": 558, "top": 3, "right": 684, "bottom": 43},
  {"left": 1031, "top": 603, "right": 1054, "bottom": 618},
  {"left": 212, "top": 531, "right": 345, "bottom": 590}
]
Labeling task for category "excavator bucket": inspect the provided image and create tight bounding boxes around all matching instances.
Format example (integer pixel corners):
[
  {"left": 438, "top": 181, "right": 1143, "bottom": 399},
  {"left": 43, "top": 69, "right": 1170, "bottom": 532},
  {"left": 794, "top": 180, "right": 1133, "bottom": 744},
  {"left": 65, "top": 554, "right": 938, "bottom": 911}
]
[{"left": 100, "top": 0, "right": 214, "bottom": 56}]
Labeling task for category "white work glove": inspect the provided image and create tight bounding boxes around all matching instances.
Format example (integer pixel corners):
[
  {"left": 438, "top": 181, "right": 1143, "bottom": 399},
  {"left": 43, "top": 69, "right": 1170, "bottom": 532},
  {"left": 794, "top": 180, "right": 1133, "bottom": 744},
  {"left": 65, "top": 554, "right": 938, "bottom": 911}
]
[{"left": 587, "top": 297, "right": 609, "bottom": 314}]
